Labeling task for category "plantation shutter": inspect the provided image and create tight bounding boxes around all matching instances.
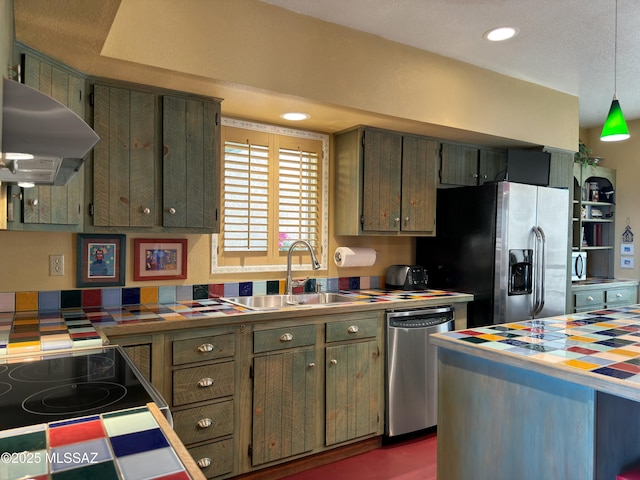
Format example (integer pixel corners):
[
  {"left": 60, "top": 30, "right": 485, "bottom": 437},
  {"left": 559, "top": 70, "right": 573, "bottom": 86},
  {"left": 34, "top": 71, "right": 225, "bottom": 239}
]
[
  {"left": 222, "top": 131, "right": 269, "bottom": 252},
  {"left": 277, "top": 143, "right": 320, "bottom": 251}
]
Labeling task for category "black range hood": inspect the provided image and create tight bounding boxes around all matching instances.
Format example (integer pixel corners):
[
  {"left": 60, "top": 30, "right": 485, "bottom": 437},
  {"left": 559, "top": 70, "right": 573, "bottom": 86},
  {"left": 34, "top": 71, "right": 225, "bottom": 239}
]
[{"left": 1, "top": 78, "right": 99, "bottom": 186}]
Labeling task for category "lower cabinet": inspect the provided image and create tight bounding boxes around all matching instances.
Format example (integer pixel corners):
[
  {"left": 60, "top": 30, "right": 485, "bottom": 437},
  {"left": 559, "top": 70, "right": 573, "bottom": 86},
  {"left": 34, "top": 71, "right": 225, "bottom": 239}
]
[
  {"left": 251, "top": 349, "right": 317, "bottom": 466},
  {"left": 571, "top": 281, "right": 639, "bottom": 313},
  {"left": 109, "top": 311, "right": 384, "bottom": 479},
  {"left": 169, "top": 327, "right": 238, "bottom": 479}
]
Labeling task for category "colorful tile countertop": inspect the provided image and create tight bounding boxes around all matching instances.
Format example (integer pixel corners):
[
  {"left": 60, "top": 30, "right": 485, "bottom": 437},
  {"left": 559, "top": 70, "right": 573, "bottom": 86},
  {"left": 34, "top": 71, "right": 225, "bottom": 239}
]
[
  {"left": 432, "top": 305, "right": 640, "bottom": 401},
  {"left": 0, "top": 289, "right": 466, "bottom": 355},
  {"left": 0, "top": 405, "right": 192, "bottom": 479}
]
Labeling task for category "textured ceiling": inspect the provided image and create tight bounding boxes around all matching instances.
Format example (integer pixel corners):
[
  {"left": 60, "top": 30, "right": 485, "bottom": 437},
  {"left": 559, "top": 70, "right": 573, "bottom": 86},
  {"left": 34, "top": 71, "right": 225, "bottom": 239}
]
[{"left": 261, "top": 0, "right": 640, "bottom": 129}]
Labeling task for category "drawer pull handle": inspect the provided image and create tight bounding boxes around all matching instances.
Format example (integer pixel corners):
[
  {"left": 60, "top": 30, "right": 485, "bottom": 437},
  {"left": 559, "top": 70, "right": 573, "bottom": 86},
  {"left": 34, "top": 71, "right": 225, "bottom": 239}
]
[
  {"left": 197, "top": 418, "right": 213, "bottom": 429},
  {"left": 198, "top": 343, "right": 215, "bottom": 353},
  {"left": 330, "top": 359, "right": 338, "bottom": 366},
  {"left": 280, "top": 333, "right": 294, "bottom": 342},
  {"left": 587, "top": 296, "right": 594, "bottom": 301},
  {"left": 347, "top": 325, "right": 359, "bottom": 334},
  {"left": 198, "top": 377, "right": 214, "bottom": 388},
  {"left": 308, "top": 362, "right": 316, "bottom": 368},
  {"left": 197, "top": 457, "right": 212, "bottom": 469},
  {"left": 616, "top": 293, "right": 623, "bottom": 298}
]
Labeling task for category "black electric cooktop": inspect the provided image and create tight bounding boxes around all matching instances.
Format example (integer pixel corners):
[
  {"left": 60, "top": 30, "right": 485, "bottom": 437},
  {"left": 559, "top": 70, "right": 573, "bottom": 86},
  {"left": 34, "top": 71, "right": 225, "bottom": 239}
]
[{"left": 0, "top": 346, "right": 167, "bottom": 431}]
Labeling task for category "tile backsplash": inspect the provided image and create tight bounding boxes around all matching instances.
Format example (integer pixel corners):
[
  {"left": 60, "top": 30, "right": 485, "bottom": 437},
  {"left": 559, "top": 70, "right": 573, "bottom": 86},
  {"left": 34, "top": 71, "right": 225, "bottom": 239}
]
[{"left": 0, "top": 276, "right": 381, "bottom": 313}]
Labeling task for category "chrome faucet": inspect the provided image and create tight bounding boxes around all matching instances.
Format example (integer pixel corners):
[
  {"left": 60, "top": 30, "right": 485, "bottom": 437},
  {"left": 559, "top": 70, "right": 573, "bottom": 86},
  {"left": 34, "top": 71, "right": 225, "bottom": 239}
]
[{"left": 286, "top": 240, "right": 321, "bottom": 295}]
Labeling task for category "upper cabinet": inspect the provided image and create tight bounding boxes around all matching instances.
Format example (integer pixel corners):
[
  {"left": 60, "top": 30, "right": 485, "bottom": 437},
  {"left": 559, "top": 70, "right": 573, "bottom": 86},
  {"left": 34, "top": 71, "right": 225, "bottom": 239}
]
[
  {"left": 87, "top": 81, "right": 222, "bottom": 233},
  {"left": 334, "top": 127, "right": 437, "bottom": 236},
  {"left": 91, "top": 83, "right": 156, "bottom": 228},
  {"left": 162, "top": 95, "right": 221, "bottom": 231},
  {"left": 6, "top": 47, "right": 86, "bottom": 230},
  {"left": 440, "top": 143, "right": 507, "bottom": 186}
]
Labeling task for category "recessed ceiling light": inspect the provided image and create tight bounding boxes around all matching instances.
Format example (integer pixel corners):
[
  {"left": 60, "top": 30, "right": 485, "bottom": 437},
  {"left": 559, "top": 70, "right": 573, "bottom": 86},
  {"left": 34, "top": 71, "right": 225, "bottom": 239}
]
[
  {"left": 17, "top": 182, "right": 35, "bottom": 189},
  {"left": 280, "top": 112, "right": 310, "bottom": 121},
  {"left": 484, "top": 27, "right": 519, "bottom": 42},
  {"left": 4, "top": 152, "right": 35, "bottom": 160}
]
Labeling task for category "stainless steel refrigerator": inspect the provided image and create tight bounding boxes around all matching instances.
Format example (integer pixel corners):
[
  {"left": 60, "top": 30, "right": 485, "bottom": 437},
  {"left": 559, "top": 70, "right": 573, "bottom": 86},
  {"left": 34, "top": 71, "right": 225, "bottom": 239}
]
[{"left": 417, "top": 182, "right": 569, "bottom": 328}]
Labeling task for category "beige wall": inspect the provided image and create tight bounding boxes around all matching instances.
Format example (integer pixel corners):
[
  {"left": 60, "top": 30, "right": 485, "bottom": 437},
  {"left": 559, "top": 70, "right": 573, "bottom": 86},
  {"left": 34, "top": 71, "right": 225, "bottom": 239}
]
[
  {"left": 585, "top": 122, "right": 640, "bottom": 281},
  {"left": 14, "top": 0, "right": 578, "bottom": 150},
  {"left": 2, "top": 0, "right": 582, "bottom": 294}
]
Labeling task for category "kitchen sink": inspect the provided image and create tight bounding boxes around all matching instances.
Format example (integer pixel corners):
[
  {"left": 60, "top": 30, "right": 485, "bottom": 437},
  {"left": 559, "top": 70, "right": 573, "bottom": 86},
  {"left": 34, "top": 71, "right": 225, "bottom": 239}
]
[{"left": 222, "top": 293, "right": 355, "bottom": 310}]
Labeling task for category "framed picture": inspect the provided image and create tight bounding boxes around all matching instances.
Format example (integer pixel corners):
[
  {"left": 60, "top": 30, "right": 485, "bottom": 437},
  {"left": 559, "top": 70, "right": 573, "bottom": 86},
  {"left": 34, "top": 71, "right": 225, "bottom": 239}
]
[
  {"left": 134, "top": 238, "right": 188, "bottom": 281},
  {"left": 77, "top": 234, "right": 126, "bottom": 287}
]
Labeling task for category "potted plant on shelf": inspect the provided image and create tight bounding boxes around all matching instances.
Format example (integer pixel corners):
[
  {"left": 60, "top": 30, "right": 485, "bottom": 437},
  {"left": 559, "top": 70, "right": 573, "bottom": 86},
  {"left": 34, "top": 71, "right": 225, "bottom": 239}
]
[{"left": 575, "top": 140, "right": 603, "bottom": 166}]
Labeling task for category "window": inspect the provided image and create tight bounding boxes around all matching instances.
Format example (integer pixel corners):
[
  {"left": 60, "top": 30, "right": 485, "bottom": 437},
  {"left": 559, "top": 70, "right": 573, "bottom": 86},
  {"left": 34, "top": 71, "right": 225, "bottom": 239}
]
[{"left": 212, "top": 118, "right": 328, "bottom": 273}]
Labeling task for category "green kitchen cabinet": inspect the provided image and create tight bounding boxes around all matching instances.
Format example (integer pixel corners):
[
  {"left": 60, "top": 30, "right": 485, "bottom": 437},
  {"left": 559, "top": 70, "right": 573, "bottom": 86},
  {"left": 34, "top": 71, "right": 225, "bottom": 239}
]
[
  {"left": 88, "top": 82, "right": 222, "bottom": 232},
  {"left": 440, "top": 143, "right": 479, "bottom": 186},
  {"left": 91, "top": 83, "right": 156, "bottom": 228},
  {"left": 7, "top": 47, "right": 86, "bottom": 230},
  {"left": 440, "top": 143, "right": 507, "bottom": 186},
  {"left": 251, "top": 324, "right": 317, "bottom": 466},
  {"left": 162, "top": 95, "right": 221, "bottom": 230},
  {"left": 325, "top": 313, "right": 382, "bottom": 446},
  {"left": 335, "top": 126, "right": 438, "bottom": 236}
]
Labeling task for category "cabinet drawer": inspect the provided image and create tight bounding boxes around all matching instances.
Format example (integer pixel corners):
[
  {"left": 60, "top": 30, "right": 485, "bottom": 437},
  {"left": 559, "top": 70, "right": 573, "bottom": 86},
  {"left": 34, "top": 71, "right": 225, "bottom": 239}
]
[
  {"left": 173, "top": 400, "right": 233, "bottom": 445},
  {"left": 574, "top": 290, "right": 604, "bottom": 308},
  {"left": 326, "top": 317, "right": 378, "bottom": 343},
  {"left": 606, "top": 287, "right": 637, "bottom": 306},
  {"left": 173, "top": 333, "right": 236, "bottom": 366},
  {"left": 173, "top": 361, "right": 234, "bottom": 406},
  {"left": 253, "top": 324, "right": 316, "bottom": 354},
  {"left": 188, "top": 438, "right": 233, "bottom": 479}
]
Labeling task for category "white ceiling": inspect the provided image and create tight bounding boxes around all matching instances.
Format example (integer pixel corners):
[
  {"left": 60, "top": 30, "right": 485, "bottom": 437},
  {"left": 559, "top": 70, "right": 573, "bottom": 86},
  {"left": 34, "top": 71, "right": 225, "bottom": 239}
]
[{"left": 261, "top": 0, "right": 640, "bottom": 129}]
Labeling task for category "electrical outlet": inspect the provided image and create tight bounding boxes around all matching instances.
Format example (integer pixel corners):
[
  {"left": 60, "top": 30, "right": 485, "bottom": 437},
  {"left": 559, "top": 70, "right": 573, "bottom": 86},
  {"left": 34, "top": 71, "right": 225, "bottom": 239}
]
[{"left": 49, "top": 255, "right": 64, "bottom": 276}]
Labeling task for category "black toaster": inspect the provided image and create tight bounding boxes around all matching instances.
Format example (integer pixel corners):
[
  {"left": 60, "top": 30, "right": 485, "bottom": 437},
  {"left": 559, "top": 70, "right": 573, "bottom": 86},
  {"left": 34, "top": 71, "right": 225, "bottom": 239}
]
[{"left": 385, "top": 265, "right": 428, "bottom": 290}]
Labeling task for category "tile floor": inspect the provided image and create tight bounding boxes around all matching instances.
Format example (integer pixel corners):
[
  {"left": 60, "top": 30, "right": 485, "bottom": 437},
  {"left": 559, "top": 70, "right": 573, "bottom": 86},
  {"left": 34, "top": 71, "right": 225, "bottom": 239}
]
[{"left": 282, "top": 431, "right": 437, "bottom": 480}]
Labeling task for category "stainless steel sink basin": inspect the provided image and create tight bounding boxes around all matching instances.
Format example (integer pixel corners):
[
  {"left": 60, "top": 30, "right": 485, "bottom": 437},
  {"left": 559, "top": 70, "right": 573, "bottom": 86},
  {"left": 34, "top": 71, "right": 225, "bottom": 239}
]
[{"left": 222, "top": 293, "right": 354, "bottom": 310}]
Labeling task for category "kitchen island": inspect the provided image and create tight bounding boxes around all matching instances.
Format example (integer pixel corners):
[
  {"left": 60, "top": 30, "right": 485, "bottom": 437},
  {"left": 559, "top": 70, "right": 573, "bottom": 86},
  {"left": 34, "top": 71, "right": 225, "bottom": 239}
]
[{"left": 431, "top": 305, "right": 640, "bottom": 480}]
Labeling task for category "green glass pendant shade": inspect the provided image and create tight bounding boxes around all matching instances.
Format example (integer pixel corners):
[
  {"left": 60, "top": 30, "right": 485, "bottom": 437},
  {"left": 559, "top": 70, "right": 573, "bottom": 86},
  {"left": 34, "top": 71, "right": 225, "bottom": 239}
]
[{"left": 601, "top": 97, "right": 630, "bottom": 142}]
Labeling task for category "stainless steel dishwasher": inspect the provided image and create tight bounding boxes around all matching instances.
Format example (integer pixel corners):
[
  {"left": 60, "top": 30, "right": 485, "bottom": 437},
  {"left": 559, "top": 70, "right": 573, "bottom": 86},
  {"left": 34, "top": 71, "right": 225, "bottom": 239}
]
[{"left": 386, "top": 305, "right": 455, "bottom": 437}]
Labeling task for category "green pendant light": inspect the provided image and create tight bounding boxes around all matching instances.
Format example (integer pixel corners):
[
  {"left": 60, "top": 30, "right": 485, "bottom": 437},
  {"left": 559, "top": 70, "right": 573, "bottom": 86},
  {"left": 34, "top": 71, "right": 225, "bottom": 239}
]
[{"left": 601, "top": 0, "right": 630, "bottom": 142}]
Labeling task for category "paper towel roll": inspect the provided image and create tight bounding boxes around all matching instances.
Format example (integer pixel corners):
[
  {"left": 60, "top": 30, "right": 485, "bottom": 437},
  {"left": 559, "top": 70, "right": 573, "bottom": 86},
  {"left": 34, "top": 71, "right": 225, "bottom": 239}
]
[{"left": 334, "top": 247, "right": 377, "bottom": 267}]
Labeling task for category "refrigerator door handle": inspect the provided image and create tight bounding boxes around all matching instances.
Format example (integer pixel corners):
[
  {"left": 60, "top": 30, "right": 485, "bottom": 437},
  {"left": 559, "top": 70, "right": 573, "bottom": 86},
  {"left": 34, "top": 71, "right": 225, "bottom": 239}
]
[{"left": 532, "top": 226, "right": 547, "bottom": 316}]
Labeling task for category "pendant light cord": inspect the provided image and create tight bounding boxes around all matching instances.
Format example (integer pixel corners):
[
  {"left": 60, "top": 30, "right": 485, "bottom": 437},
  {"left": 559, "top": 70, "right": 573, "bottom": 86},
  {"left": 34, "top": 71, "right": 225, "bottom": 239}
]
[{"left": 614, "top": 0, "right": 618, "bottom": 95}]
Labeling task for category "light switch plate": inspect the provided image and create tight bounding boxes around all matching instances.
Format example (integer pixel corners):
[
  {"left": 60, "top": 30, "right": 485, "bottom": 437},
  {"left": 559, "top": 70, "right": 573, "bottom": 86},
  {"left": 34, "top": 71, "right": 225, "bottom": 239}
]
[{"left": 49, "top": 254, "right": 64, "bottom": 276}]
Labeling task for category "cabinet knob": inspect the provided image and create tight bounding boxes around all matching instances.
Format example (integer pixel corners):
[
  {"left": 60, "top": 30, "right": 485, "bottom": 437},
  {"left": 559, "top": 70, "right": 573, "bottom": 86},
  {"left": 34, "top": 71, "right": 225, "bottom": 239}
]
[
  {"left": 330, "top": 359, "right": 338, "bottom": 366},
  {"left": 197, "top": 457, "right": 212, "bottom": 469},
  {"left": 308, "top": 362, "right": 316, "bottom": 368},
  {"left": 29, "top": 199, "right": 38, "bottom": 207},
  {"left": 473, "top": 173, "right": 479, "bottom": 178},
  {"left": 197, "top": 418, "right": 213, "bottom": 429},
  {"left": 616, "top": 293, "right": 623, "bottom": 298},
  {"left": 280, "top": 333, "right": 294, "bottom": 342},
  {"left": 198, "top": 377, "right": 214, "bottom": 388},
  {"left": 142, "top": 207, "right": 151, "bottom": 215},
  {"left": 168, "top": 207, "right": 176, "bottom": 215},
  {"left": 404, "top": 217, "right": 410, "bottom": 222},
  {"left": 198, "top": 343, "right": 215, "bottom": 353},
  {"left": 394, "top": 217, "right": 400, "bottom": 223},
  {"left": 587, "top": 296, "right": 594, "bottom": 301},
  {"left": 347, "top": 325, "right": 359, "bottom": 334}
]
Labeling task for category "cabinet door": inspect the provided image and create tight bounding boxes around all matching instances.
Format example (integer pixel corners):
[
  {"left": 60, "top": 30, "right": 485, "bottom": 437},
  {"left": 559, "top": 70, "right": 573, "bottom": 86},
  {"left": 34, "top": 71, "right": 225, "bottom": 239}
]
[
  {"left": 401, "top": 136, "right": 437, "bottom": 233},
  {"left": 440, "top": 143, "right": 479, "bottom": 186},
  {"left": 252, "top": 349, "right": 316, "bottom": 466},
  {"left": 92, "top": 84, "right": 156, "bottom": 227},
  {"left": 361, "top": 129, "right": 402, "bottom": 232},
  {"left": 479, "top": 149, "right": 507, "bottom": 185},
  {"left": 20, "top": 53, "right": 84, "bottom": 226},
  {"left": 325, "top": 340, "right": 380, "bottom": 446},
  {"left": 162, "top": 95, "right": 220, "bottom": 230}
]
